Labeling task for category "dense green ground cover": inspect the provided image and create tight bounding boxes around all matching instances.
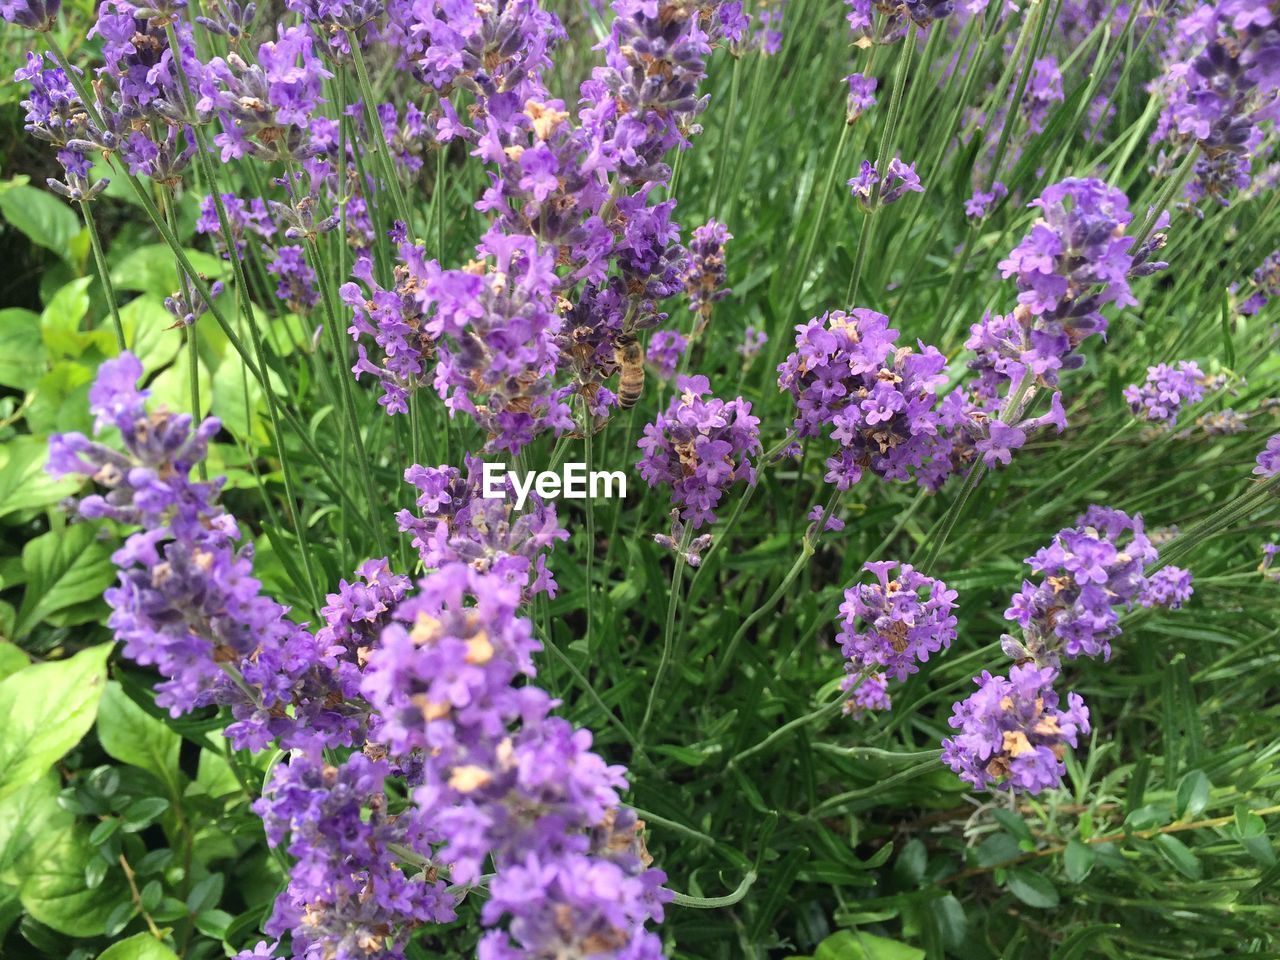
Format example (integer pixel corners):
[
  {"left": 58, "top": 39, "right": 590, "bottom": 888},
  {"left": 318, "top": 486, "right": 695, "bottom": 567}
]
[{"left": 1, "top": 0, "right": 1279, "bottom": 957}]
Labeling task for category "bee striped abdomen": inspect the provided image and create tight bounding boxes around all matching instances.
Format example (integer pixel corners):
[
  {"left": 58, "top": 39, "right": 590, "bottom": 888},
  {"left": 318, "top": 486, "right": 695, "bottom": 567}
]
[{"left": 615, "top": 333, "right": 644, "bottom": 409}]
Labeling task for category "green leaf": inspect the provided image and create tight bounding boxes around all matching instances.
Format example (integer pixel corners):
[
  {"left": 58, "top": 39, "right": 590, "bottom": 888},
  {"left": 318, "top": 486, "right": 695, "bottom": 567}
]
[
  {"left": 0, "top": 645, "right": 28, "bottom": 683},
  {"left": 1175, "top": 770, "right": 1211, "bottom": 820},
  {"left": 0, "top": 182, "right": 82, "bottom": 261},
  {"left": 122, "top": 797, "right": 170, "bottom": 832},
  {"left": 1063, "top": 839, "right": 1095, "bottom": 883},
  {"left": 17, "top": 825, "right": 121, "bottom": 935},
  {"left": 1154, "top": 833, "right": 1202, "bottom": 879},
  {"left": 23, "top": 360, "right": 95, "bottom": 436},
  {"left": 97, "top": 682, "right": 182, "bottom": 796},
  {"left": 110, "top": 244, "right": 226, "bottom": 300},
  {"left": 0, "top": 775, "right": 73, "bottom": 878},
  {"left": 96, "top": 932, "right": 180, "bottom": 960},
  {"left": 149, "top": 351, "right": 212, "bottom": 418},
  {"left": 39, "top": 277, "right": 95, "bottom": 359},
  {"left": 15, "top": 524, "right": 115, "bottom": 637},
  {"left": 812, "top": 930, "right": 925, "bottom": 960},
  {"left": 0, "top": 308, "right": 47, "bottom": 391},
  {"left": 119, "top": 296, "right": 183, "bottom": 374},
  {"left": 195, "top": 907, "right": 234, "bottom": 939},
  {"left": 0, "top": 436, "right": 82, "bottom": 521},
  {"left": 0, "top": 644, "right": 111, "bottom": 801},
  {"left": 1006, "top": 869, "right": 1060, "bottom": 908}
]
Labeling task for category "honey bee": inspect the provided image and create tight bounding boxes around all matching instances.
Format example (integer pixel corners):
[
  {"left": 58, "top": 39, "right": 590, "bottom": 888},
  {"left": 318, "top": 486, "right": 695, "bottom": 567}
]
[{"left": 614, "top": 332, "right": 644, "bottom": 409}]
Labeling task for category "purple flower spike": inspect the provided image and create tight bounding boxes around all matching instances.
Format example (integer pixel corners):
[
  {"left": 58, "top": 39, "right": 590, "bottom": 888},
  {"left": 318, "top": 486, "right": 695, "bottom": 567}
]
[
  {"left": 837, "top": 561, "right": 958, "bottom": 682},
  {"left": 1124, "top": 361, "right": 1206, "bottom": 423},
  {"left": 942, "top": 664, "right": 1090, "bottom": 794},
  {"left": 637, "top": 374, "right": 761, "bottom": 529}
]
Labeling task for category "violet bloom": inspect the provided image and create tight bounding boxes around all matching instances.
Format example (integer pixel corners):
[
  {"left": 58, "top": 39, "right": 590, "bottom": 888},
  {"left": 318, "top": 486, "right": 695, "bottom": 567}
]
[
  {"left": 842, "top": 670, "right": 890, "bottom": 719},
  {"left": 845, "top": 72, "right": 877, "bottom": 122},
  {"left": 646, "top": 330, "right": 687, "bottom": 380},
  {"left": 1262, "top": 543, "right": 1280, "bottom": 583},
  {"left": 653, "top": 510, "right": 713, "bottom": 568},
  {"left": 45, "top": 354, "right": 371, "bottom": 752},
  {"left": 964, "top": 181, "right": 1007, "bottom": 221},
  {"left": 1150, "top": 4, "right": 1280, "bottom": 206},
  {"left": 683, "top": 218, "right": 731, "bottom": 333},
  {"left": 837, "top": 561, "right": 958, "bottom": 682},
  {"left": 1256, "top": 435, "right": 1280, "bottom": 478},
  {"left": 360, "top": 563, "right": 669, "bottom": 956},
  {"left": 395, "top": 457, "right": 567, "bottom": 598},
  {"left": 1003, "top": 506, "right": 1158, "bottom": 664},
  {"left": 13, "top": 53, "right": 108, "bottom": 203},
  {"left": 1, "top": 0, "right": 59, "bottom": 31},
  {"left": 777, "top": 308, "right": 951, "bottom": 490},
  {"left": 847, "top": 156, "right": 923, "bottom": 211},
  {"left": 1124, "top": 361, "right": 1206, "bottom": 423},
  {"left": 252, "top": 748, "right": 455, "bottom": 959},
  {"left": 738, "top": 326, "right": 768, "bottom": 361},
  {"left": 268, "top": 245, "right": 320, "bottom": 311},
  {"left": 1139, "top": 565, "right": 1194, "bottom": 610},
  {"left": 637, "top": 374, "right": 761, "bottom": 529},
  {"left": 1240, "top": 251, "right": 1280, "bottom": 315},
  {"left": 941, "top": 664, "right": 1090, "bottom": 794}
]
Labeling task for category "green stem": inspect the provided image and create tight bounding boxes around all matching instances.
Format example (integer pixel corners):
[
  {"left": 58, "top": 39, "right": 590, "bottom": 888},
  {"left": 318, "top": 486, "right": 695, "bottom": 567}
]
[
  {"left": 80, "top": 200, "right": 125, "bottom": 351},
  {"left": 639, "top": 523, "right": 693, "bottom": 746},
  {"left": 669, "top": 871, "right": 757, "bottom": 910}
]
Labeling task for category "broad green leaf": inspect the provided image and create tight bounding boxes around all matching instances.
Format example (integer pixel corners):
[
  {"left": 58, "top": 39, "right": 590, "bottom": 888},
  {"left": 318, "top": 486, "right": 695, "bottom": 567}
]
[
  {"left": 97, "top": 683, "right": 182, "bottom": 796},
  {"left": 0, "top": 644, "right": 111, "bottom": 800},
  {"left": 0, "top": 181, "right": 82, "bottom": 261},
  {"left": 1175, "top": 770, "right": 1211, "bottom": 820},
  {"left": 119, "top": 296, "right": 183, "bottom": 374},
  {"left": 96, "top": 932, "right": 181, "bottom": 960},
  {"left": 0, "top": 644, "right": 27, "bottom": 682},
  {"left": 23, "top": 359, "right": 95, "bottom": 436},
  {"left": 0, "top": 775, "right": 73, "bottom": 878},
  {"left": 211, "top": 348, "right": 265, "bottom": 442},
  {"left": 1006, "top": 869, "right": 1060, "bottom": 908},
  {"left": 150, "top": 351, "right": 212, "bottom": 418},
  {"left": 40, "top": 276, "right": 95, "bottom": 359},
  {"left": 0, "top": 436, "right": 82, "bottom": 520},
  {"left": 812, "top": 930, "right": 925, "bottom": 960},
  {"left": 0, "top": 308, "right": 46, "bottom": 390},
  {"left": 18, "top": 825, "right": 122, "bottom": 936},
  {"left": 1154, "top": 833, "right": 1202, "bottom": 879},
  {"left": 110, "top": 244, "right": 226, "bottom": 300},
  {"left": 15, "top": 524, "right": 115, "bottom": 637}
]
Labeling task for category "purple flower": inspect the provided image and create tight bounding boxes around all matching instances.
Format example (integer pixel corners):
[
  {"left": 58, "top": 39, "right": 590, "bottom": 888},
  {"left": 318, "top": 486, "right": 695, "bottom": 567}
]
[
  {"left": 646, "top": 330, "right": 687, "bottom": 380},
  {"left": 1139, "top": 566, "right": 1194, "bottom": 609},
  {"left": 683, "top": 218, "right": 731, "bottom": 331},
  {"left": 777, "top": 308, "right": 951, "bottom": 490},
  {"left": 1123, "top": 361, "right": 1205, "bottom": 423},
  {"left": 637, "top": 374, "right": 761, "bottom": 529},
  {"left": 738, "top": 326, "right": 768, "bottom": 361},
  {"left": 1255, "top": 434, "right": 1280, "bottom": 477},
  {"left": 361, "top": 563, "right": 670, "bottom": 955},
  {"left": 942, "top": 664, "right": 1090, "bottom": 794},
  {"left": 964, "top": 181, "right": 1007, "bottom": 221},
  {"left": 841, "top": 670, "right": 890, "bottom": 719},
  {"left": 837, "top": 561, "right": 958, "bottom": 682},
  {"left": 1, "top": 0, "right": 59, "bottom": 31},
  {"left": 845, "top": 73, "right": 877, "bottom": 121},
  {"left": 1003, "top": 506, "right": 1157, "bottom": 664},
  {"left": 1239, "top": 251, "right": 1280, "bottom": 315},
  {"left": 847, "top": 156, "right": 923, "bottom": 210}
]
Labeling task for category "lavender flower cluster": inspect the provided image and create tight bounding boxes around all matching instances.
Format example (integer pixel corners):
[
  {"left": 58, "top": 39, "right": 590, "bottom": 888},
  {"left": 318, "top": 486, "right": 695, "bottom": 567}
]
[
  {"left": 637, "top": 374, "right": 761, "bottom": 529},
  {"left": 943, "top": 507, "right": 1193, "bottom": 793},
  {"left": 47, "top": 357, "right": 664, "bottom": 958},
  {"left": 1124, "top": 361, "right": 1206, "bottom": 424},
  {"left": 837, "top": 561, "right": 958, "bottom": 717}
]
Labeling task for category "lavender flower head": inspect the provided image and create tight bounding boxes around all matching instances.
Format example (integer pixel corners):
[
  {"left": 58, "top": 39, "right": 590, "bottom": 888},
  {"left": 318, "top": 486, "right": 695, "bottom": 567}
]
[
  {"left": 837, "top": 561, "right": 958, "bottom": 682},
  {"left": 845, "top": 73, "right": 877, "bottom": 122},
  {"left": 942, "top": 664, "right": 1090, "bottom": 794},
  {"left": 842, "top": 670, "right": 890, "bottom": 719},
  {"left": 1124, "top": 361, "right": 1206, "bottom": 423},
  {"left": 1, "top": 0, "right": 59, "bottom": 31},
  {"left": 646, "top": 330, "right": 688, "bottom": 380},
  {"left": 1139, "top": 565, "right": 1194, "bottom": 610},
  {"left": 847, "top": 156, "right": 923, "bottom": 211},
  {"left": 683, "top": 218, "right": 731, "bottom": 332},
  {"left": 637, "top": 374, "right": 761, "bottom": 529},
  {"left": 1255, "top": 434, "right": 1280, "bottom": 478},
  {"left": 1004, "top": 506, "right": 1157, "bottom": 664},
  {"left": 777, "top": 308, "right": 951, "bottom": 490}
]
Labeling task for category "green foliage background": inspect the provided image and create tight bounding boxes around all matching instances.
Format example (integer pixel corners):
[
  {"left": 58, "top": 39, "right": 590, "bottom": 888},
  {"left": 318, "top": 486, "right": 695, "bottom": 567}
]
[{"left": 2, "top": 1, "right": 1280, "bottom": 958}]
